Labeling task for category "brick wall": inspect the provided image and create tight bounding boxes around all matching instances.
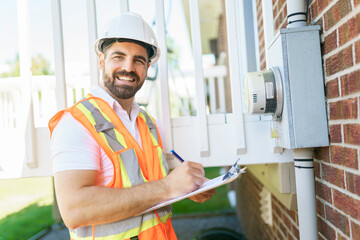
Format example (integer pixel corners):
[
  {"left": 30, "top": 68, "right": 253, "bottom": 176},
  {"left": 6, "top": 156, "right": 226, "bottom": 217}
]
[
  {"left": 234, "top": 172, "right": 275, "bottom": 239},
  {"left": 235, "top": 0, "right": 360, "bottom": 239},
  {"left": 256, "top": 0, "right": 267, "bottom": 70},
  {"left": 313, "top": 0, "right": 360, "bottom": 238}
]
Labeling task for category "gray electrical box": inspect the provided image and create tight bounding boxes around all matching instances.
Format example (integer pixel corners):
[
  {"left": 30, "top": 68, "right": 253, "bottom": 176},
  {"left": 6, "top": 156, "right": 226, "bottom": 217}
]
[{"left": 267, "top": 25, "right": 329, "bottom": 149}]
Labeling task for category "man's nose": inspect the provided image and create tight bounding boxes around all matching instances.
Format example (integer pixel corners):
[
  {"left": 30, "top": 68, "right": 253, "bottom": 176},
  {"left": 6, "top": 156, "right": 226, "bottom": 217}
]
[{"left": 122, "top": 59, "right": 135, "bottom": 72}]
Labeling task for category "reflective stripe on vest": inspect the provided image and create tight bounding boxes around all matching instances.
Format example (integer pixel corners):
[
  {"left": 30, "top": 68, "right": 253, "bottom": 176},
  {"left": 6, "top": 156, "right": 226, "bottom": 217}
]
[
  {"left": 70, "top": 205, "right": 172, "bottom": 240},
  {"left": 138, "top": 109, "right": 169, "bottom": 176},
  {"left": 59, "top": 97, "right": 173, "bottom": 239}
]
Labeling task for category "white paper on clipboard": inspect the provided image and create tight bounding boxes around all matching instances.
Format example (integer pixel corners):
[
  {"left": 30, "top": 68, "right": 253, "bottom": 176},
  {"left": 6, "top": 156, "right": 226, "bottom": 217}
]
[{"left": 137, "top": 167, "right": 246, "bottom": 215}]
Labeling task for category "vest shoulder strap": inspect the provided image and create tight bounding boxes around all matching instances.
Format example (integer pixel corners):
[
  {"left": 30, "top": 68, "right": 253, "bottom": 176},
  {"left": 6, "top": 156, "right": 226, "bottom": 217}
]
[{"left": 138, "top": 108, "right": 163, "bottom": 147}]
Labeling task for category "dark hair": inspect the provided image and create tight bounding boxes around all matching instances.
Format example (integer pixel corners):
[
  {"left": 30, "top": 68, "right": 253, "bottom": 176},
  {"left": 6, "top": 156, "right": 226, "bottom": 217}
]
[{"left": 101, "top": 38, "right": 154, "bottom": 60}]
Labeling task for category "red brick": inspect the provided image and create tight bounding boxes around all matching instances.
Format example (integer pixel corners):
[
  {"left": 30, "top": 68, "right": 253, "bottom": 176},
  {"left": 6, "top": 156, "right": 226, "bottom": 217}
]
[
  {"left": 318, "top": 233, "right": 326, "bottom": 240},
  {"left": 316, "top": 198, "right": 325, "bottom": 217},
  {"left": 315, "top": 161, "right": 321, "bottom": 178},
  {"left": 346, "top": 172, "right": 360, "bottom": 197},
  {"left": 280, "top": 19, "right": 288, "bottom": 29},
  {"left": 275, "top": 16, "right": 282, "bottom": 32},
  {"left": 352, "top": 221, "right": 360, "bottom": 240},
  {"left": 326, "top": 78, "right": 340, "bottom": 98},
  {"left": 314, "top": 147, "right": 330, "bottom": 162},
  {"left": 256, "top": 0, "right": 262, "bottom": 9},
  {"left": 330, "top": 124, "right": 342, "bottom": 143},
  {"left": 276, "top": 228, "right": 285, "bottom": 240},
  {"left": 344, "top": 124, "right": 360, "bottom": 145},
  {"left": 339, "top": 14, "right": 360, "bottom": 46},
  {"left": 282, "top": 215, "right": 292, "bottom": 233},
  {"left": 273, "top": 6, "right": 278, "bottom": 19},
  {"left": 326, "top": 46, "right": 353, "bottom": 76},
  {"left": 291, "top": 225, "right": 299, "bottom": 239},
  {"left": 337, "top": 233, "right": 348, "bottom": 240},
  {"left": 341, "top": 70, "right": 360, "bottom": 96},
  {"left": 281, "top": 6, "right": 287, "bottom": 24},
  {"left": 356, "top": 40, "right": 360, "bottom": 63},
  {"left": 282, "top": 205, "right": 296, "bottom": 222},
  {"left": 273, "top": 201, "right": 282, "bottom": 217},
  {"left": 310, "top": 1, "right": 318, "bottom": 20},
  {"left": 259, "top": 32, "right": 264, "bottom": 48},
  {"left": 279, "top": 222, "right": 288, "bottom": 236},
  {"left": 278, "top": 0, "right": 286, "bottom": 9},
  {"left": 324, "top": 0, "right": 352, "bottom": 31},
  {"left": 311, "top": 0, "right": 331, "bottom": 20},
  {"left": 329, "top": 98, "right": 358, "bottom": 120},
  {"left": 322, "top": 164, "right": 345, "bottom": 188},
  {"left": 329, "top": 99, "right": 358, "bottom": 120},
  {"left": 317, "top": 216, "right": 336, "bottom": 239},
  {"left": 325, "top": 205, "right": 350, "bottom": 236},
  {"left": 315, "top": 180, "right": 333, "bottom": 203},
  {"left": 286, "top": 232, "right": 295, "bottom": 240},
  {"left": 330, "top": 145, "right": 358, "bottom": 169},
  {"left": 333, "top": 189, "right": 360, "bottom": 221},
  {"left": 323, "top": 30, "right": 337, "bottom": 55},
  {"left": 315, "top": 17, "right": 324, "bottom": 32},
  {"left": 273, "top": 212, "right": 279, "bottom": 225},
  {"left": 261, "top": 59, "right": 266, "bottom": 70}
]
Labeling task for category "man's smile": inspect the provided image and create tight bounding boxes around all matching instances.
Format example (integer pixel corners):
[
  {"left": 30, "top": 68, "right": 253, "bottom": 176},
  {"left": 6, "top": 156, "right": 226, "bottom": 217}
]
[{"left": 116, "top": 75, "right": 135, "bottom": 83}]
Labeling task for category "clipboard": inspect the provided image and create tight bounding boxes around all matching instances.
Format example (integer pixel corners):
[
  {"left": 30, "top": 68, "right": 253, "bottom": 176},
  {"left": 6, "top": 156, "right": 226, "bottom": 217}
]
[{"left": 137, "top": 159, "right": 246, "bottom": 215}]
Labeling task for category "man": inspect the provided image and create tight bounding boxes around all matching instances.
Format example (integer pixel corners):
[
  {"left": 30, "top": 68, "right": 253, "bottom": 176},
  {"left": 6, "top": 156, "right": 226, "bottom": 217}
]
[{"left": 49, "top": 12, "right": 215, "bottom": 240}]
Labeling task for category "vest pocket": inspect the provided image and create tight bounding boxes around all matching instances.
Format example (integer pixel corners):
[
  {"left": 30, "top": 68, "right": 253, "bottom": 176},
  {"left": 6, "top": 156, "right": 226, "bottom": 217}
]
[{"left": 113, "top": 148, "right": 145, "bottom": 187}]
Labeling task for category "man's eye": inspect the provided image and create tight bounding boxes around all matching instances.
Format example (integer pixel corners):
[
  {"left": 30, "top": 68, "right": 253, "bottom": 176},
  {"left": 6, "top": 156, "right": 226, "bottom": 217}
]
[{"left": 136, "top": 59, "right": 146, "bottom": 65}]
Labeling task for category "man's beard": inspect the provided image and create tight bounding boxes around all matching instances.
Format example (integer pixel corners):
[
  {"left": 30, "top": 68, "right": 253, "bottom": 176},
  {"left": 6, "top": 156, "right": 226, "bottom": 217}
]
[{"left": 103, "top": 70, "right": 144, "bottom": 99}]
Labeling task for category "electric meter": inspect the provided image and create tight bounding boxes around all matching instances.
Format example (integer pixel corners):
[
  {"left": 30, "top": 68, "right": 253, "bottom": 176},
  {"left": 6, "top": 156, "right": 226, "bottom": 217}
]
[{"left": 243, "top": 67, "right": 283, "bottom": 119}]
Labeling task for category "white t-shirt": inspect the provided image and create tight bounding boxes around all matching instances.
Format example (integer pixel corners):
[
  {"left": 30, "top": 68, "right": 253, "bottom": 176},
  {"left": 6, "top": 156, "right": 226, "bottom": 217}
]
[{"left": 50, "top": 86, "right": 142, "bottom": 186}]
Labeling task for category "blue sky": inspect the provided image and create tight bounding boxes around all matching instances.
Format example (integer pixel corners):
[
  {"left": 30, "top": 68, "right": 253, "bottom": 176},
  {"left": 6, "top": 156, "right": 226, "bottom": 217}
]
[{"left": 0, "top": 0, "right": 194, "bottom": 75}]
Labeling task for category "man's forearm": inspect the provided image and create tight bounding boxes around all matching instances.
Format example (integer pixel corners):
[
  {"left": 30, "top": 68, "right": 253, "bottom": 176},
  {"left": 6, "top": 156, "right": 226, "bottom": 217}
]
[
  {"left": 55, "top": 162, "right": 207, "bottom": 229},
  {"left": 55, "top": 171, "right": 170, "bottom": 229}
]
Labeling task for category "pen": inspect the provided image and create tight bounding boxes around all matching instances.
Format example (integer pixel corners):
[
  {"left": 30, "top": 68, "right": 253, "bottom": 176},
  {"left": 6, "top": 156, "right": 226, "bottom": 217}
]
[{"left": 170, "top": 150, "right": 185, "bottom": 163}]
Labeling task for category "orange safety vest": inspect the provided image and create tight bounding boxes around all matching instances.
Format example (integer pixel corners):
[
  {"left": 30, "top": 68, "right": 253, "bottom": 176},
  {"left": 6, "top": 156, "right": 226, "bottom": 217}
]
[{"left": 49, "top": 95, "right": 177, "bottom": 240}]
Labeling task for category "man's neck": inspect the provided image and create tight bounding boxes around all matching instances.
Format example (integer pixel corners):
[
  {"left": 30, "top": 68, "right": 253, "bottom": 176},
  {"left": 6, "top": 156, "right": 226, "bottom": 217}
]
[
  {"left": 115, "top": 97, "right": 134, "bottom": 117},
  {"left": 101, "top": 86, "right": 134, "bottom": 117}
]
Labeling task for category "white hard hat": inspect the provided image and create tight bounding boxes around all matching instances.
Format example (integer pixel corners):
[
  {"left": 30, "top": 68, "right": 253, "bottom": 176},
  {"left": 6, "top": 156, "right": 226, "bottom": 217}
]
[{"left": 94, "top": 12, "right": 160, "bottom": 65}]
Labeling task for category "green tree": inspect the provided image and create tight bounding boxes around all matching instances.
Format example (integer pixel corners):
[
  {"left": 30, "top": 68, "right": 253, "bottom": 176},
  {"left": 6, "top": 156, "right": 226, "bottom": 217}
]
[
  {"left": 0, "top": 53, "right": 54, "bottom": 78},
  {"left": 1, "top": 54, "right": 20, "bottom": 78},
  {"left": 31, "top": 54, "right": 54, "bottom": 75}
]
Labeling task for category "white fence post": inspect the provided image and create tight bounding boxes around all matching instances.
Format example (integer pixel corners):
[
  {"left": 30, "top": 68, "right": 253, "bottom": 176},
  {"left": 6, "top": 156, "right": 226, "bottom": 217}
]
[{"left": 17, "top": 0, "right": 38, "bottom": 168}]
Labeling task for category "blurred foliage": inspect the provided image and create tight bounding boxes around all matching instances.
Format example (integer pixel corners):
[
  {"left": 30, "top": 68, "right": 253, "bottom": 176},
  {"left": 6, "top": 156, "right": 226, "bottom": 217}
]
[{"left": 0, "top": 53, "right": 54, "bottom": 78}]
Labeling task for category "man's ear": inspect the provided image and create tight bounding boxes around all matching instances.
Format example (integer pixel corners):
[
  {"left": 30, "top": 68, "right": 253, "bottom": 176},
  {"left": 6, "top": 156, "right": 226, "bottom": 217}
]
[{"left": 99, "top": 52, "right": 104, "bottom": 71}]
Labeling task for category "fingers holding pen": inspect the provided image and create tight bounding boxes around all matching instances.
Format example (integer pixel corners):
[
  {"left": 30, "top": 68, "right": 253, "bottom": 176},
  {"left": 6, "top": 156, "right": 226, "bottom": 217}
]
[
  {"left": 182, "top": 161, "right": 205, "bottom": 186},
  {"left": 164, "top": 161, "right": 205, "bottom": 199}
]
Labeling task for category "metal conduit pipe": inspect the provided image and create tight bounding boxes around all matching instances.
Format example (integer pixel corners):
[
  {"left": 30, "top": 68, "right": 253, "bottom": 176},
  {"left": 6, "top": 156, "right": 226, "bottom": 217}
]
[{"left": 293, "top": 148, "right": 317, "bottom": 240}]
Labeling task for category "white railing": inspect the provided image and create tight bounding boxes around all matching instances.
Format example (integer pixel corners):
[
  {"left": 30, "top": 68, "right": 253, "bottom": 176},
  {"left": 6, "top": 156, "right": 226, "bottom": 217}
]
[
  {"left": 0, "top": 66, "right": 227, "bottom": 129},
  {"left": 205, "top": 65, "right": 227, "bottom": 113},
  {"left": 0, "top": 75, "right": 90, "bottom": 128}
]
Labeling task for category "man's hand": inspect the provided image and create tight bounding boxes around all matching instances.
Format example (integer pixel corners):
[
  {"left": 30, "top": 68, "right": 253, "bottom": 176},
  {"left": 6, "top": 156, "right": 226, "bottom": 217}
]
[
  {"left": 188, "top": 178, "right": 216, "bottom": 203},
  {"left": 163, "top": 161, "right": 205, "bottom": 199},
  {"left": 163, "top": 163, "right": 216, "bottom": 203}
]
